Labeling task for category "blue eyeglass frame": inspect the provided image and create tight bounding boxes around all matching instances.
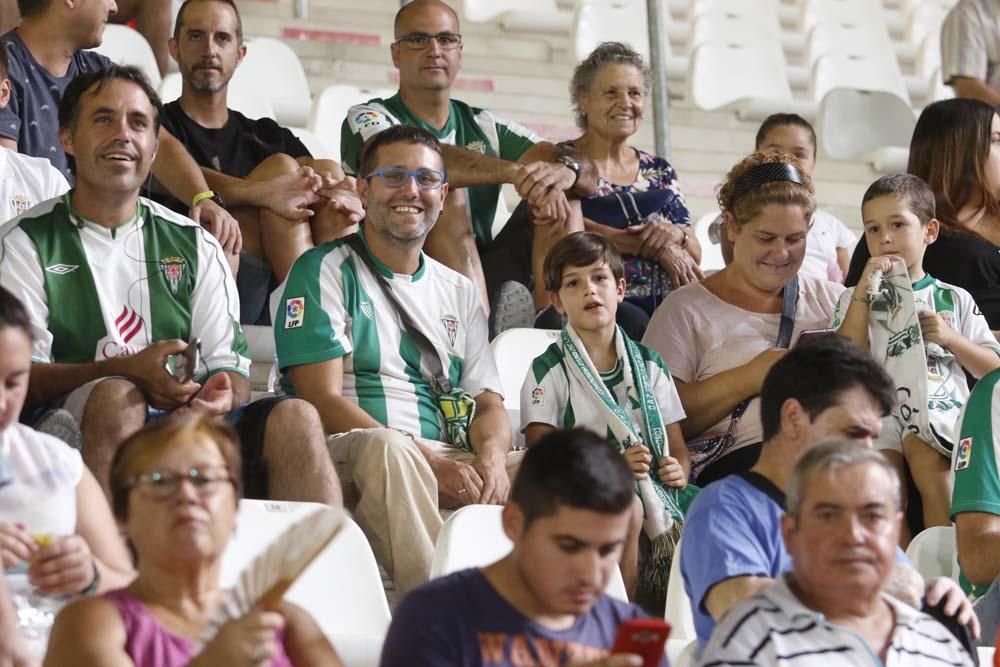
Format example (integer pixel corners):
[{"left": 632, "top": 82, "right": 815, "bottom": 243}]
[{"left": 364, "top": 167, "right": 447, "bottom": 190}]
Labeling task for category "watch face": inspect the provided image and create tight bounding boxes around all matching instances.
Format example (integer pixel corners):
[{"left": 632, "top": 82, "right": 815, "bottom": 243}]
[{"left": 211, "top": 194, "right": 226, "bottom": 209}]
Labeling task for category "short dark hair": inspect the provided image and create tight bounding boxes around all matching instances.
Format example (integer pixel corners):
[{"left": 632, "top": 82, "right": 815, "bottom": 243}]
[
  {"left": 760, "top": 334, "right": 894, "bottom": 442},
  {"left": 109, "top": 413, "right": 242, "bottom": 521},
  {"left": 173, "top": 0, "right": 244, "bottom": 44},
  {"left": 543, "top": 231, "right": 625, "bottom": 292},
  {"left": 58, "top": 65, "right": 164, "bottom": 134},
  {"left": 0, "top": 287, "right": 33, "bottom": 342},
  {"left": 16, "top": 0, "right": 49, "bottom": 19},
  {"left": 358, "top": 124, "right": 445, "bottom": 179},
  {"left": 512, "top": 428, "right": 635, "bottom": 527},
  {"left": 755, "top": 113, "right": 817, "bottom": 158},
  {"left": 861, "top": 173, "right": 937, "bottom": 226}
]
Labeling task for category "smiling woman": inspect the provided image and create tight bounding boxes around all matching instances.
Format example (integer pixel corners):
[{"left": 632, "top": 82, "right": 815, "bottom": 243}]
[{"left": 642, "top": 152, "right": 845, "bottom": 485}]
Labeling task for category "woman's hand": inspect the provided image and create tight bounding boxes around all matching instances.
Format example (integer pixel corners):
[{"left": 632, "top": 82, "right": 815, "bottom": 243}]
[
  {"left": 28, "top": 535, "right": 96, "bottom": 594},
  {"left": 657, "top": 456, "right": 687, "bottom": 489},
  {"left": 194, "top": 609, "right": 285, "bottom": 667},
  {"left": 625, "top": 222, "right": 682, "bottom": 260},
  {"left": 623, "top": 445, "right": 652, "bottom": 480},
  {"left": 0, "top": 522, "right": 37, "bottom": 569},
  {"left": 658, "top": 243, "right": 704, "bottom": 287}
]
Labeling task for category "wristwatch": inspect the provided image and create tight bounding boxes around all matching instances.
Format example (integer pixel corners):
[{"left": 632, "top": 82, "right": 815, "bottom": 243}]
[{"left": 555, "top": 155, "right": 581, "bottom": 189}]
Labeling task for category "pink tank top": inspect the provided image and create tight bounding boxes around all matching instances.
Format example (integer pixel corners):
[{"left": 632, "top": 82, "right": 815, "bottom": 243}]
[{"left": 105, "top": 588, "right": 295, "bottom": 667}]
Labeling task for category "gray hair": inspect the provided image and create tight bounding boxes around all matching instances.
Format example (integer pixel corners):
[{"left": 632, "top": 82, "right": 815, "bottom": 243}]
[
  {"left": 786, "top": 439, "right": 901, "bottom": 516},
  {"left": 569, "top": 41, "right": 653, "bottom": 130}
]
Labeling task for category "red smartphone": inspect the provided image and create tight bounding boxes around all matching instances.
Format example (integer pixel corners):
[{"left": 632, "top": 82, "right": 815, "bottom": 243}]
[
  {"left": 611, "top": 618, "right": 671, "bottom": 667},
  {"left": 795, "top": 327, "right": 836, "bottom": 347}
]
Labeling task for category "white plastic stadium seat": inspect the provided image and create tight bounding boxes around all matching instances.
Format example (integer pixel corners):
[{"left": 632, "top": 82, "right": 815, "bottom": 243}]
[
  {"left": 429, "top": 504, "right": 630, "bottom": 603},
  {"left": 92, "top": 24, "right": 162, "bottom": 90},
  {"left": 687, "top": 40, "right": 793, "bottom": 114},
  {"left": 221, "top": 500, "right": 391, "bottom": 667},
  {"left": 694, "top": 213, "right": 725, "bottom": 274},
  {"left": 664, "top": 536, "right": 697, "bottom": 643},
  {"left": 307, "top": 85, "right": 394, "bottom": 164},
  {"left": 461, "top": 0, "right": 572, "bottom": 33},
  {"left": 572, "top": 0, "right": 650, "bottom": 63},
  {"left": 905, "top": 526, "right": 959, "bottom": 582},
  {"left": 290, "top": 126, "right": 334, "bottom": 160},
  {"left": 490, "top": 328, "right": 561, "bottom": 412},
  {"left": 229, "top": 37, "right": 311, "bottom": 128},
  {"left": 158, "top": 72, "right": 182, "bottom": 104}
]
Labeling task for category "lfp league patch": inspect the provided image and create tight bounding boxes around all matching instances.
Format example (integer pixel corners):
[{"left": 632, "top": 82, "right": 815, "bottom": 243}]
[
  {"left": 955, "top": 437, "right": 973, "bottom": 471},
  {"left": 530, "top": 386, "right": 544, "bottom": 406},
  {"left": 285, "top": 297, "right": 305, "bottom": 329}
]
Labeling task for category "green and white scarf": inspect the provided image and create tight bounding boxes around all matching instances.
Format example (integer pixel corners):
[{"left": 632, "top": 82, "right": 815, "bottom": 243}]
[{"left": 561, "top": 324, "right": 694, "bottom": 599}]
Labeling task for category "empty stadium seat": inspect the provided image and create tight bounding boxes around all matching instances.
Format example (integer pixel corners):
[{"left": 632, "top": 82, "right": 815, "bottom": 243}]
[
  {"left": 694, "top": 213, "right": 725, "bottom": 273},
  {"left": 462, "top": 0, "right": 573, "bottom": 33},
  {"left": 687, "top": 40, "right": 794, "bottom": 116},
  {"left": 573, "top": 0, "right": 651, "bottom": 63},
  {"left": 159, "top": 70, "right": 277, "bottom": 121},
  {"left": 230, "top": 37, "right": 312, "bottom": 128},
  {"left": 904, "top": 525, "right": 959, "bottom": 582},
  {"left": 221, "top": 500, "right": 391, "bottom": 667},
  {"left": 307, "top": 84, "right": 394, "bottom": 163},
  {"left": 158, "top": 72, "right": 182, "bottom": 104},
  {"left": 290, "top": 126, "right": 334, "bottom": 160},
  {"left": 490, "top": 328, "right": 560, "bottom": 412},
  {"left": 664, "top": 536, "right": 697, "bottom": 643},
  {"left": 93, "top": 24, "right": 162, "bottom": 90},
  {"left": 428, "top": 504, "right": 630, "bottom": 603}
]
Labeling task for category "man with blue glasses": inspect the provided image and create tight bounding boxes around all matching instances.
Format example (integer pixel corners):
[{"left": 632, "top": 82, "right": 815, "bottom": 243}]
[
  {"left": 274, "top": 124, "right": 521, "bottom": 596},
  {"left": 341, "top": 0, "right": 597, "bottom": 331}
]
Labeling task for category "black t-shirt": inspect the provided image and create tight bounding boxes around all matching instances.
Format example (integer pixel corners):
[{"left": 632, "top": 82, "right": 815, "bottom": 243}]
[{"left": 847, "top": 230, "right": 1000, "bottom": 328}]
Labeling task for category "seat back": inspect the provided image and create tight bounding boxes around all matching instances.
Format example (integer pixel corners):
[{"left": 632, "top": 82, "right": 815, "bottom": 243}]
[
  {"left": 688, "top": 40, "right": 792, "bottom": 111},
  {"left": 490, "top": 328, "right": 561, "bottom": 412},
  {"left": 93, "top": 24, "right": 162, "bottom": 90},
  {"left": 429, "top": 504, "right": 630, "bottom": 602},
  {"left": 572, "top": 0, "right": 650, "bottom": 62},
  {"left": 230, "top": 37, "right": 311, "bottom": 127},
  {"left": 462, "top": 0, "right": 559, "bottom": 23},
  {"left": 307, "top": 84, "right": 394, "bottom": 164},
  {"left": 905, "top": 525, "right": 959, "bottom": 582},
  {"left": 664, "top": 536, "right": 697, "bottom": 642},
  {"left": 693, "top": 212, "right": 725, "bottom": 273},
  {"left": 221, "top": 500, "right": 391, "bottom": 667}
]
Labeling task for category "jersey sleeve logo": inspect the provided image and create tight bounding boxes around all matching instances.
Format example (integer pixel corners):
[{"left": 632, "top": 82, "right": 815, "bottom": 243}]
[
  {"left": 955, "top": 437, "right": 973, "bottom": 471},
  {"left": 9, "top": 194, "right": 32, "bottom": 217},
  {"left": 159, "top": 256, "right": 186, "bottom": 296},
  {"left": 285, "top": 297, "right": 305, "bottom": 329},
  {"left": 531, "top": 386, "right": 544, "bottom": 406}
]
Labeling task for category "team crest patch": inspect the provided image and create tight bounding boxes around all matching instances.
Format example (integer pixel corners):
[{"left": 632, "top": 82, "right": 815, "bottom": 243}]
[
  {"left": 160, "top": 256, "right": 186, "bottom": 295},
  {"left": 441, "top": 315, "right": 459, "bottom": 346},
  {"left": 44, "top": 263, "right": 78, "bottom": 275},
  {"left": 9, "top": 193, "right": 31, "bottom": 217},
  {"left": 285, "top": 297, "right": 305, "bottom": 329},
  {"left": 955, "top": 437, "right": 973, "bottom": 471},
  {"left": 531, "top": 386, "right": 544, "bottom": 406},
  {"left": 466, "top": 140, "right": 486, "bottom": 154}
]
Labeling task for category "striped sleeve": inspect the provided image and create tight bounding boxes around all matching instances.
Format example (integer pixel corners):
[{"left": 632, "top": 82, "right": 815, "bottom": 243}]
[
  {"left": 190, "top": 228, "right": 249, "bottom": 378},
  {"left": 643, "top": 346, "right": 687, "bottom": 426},
  {"left": 952, "top": 369, "right": 1000, "bottom": 518},
  {"left": 340, "top": 102, "right": 398, "bottom": 175},
  {"left": 940, "top": 3, "right": 988, "bottom": 86},
  {"left": 955, "top": 287, "right": 1000, "bottom": 355},
  {"left": 520, "top": 343, "right": 567, "bottom": 430},
  {"left": 456, "top": 275, "right": 503, "bottom": 400},
  {"left": 0, "top": 224, "right": 52, "bottom": 362},
  {"left": 697, "top": 598, "right": 775, "bottom": 666},
  {"left": 474, "top": 108, "right": 541, "bottom": 161}
]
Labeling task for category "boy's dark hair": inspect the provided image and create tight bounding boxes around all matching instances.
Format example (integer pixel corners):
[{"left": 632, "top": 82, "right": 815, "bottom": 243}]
[
  {"left": 861, "top": 173, "right": 937, "bottom": 226},
  {"left": 16, "top": 0, "right": 49, "bottom": 19},
  {"left": 358, "top": 125, "right": 445, "bottom": 180},
  {"left": 59, "top": 65, "right": 164, "bottom": 135},
  {"left": 512, "top": 428, "right": 634, "bottom": 527},
  {"left": 760, "top": 334, "right": 894, "bottom": 442},
  {"left": 173, "top": 0, "right": 244, "bottom": 45},
  {"left": 754, "top": 113, "right": 817, "bottom": 157},
  {"left": 543, "top": 231, "right": 625, "bottom": 292},
  {"left": 0, "top": 287, "right": 33, "bottom": 342}
]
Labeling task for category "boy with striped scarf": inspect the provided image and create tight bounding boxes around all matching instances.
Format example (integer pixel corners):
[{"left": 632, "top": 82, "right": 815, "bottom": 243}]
[{"left": 520, "top": 231, "right": 693, "bottom": 609}]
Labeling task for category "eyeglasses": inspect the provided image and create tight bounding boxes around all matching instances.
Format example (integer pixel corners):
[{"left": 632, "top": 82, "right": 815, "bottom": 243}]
[
  {"left": 394, "top": 31, "right": 462, "bottom": 50},
  {"left": 129, "top": 467, "right": 234, "bottom": 500},
  {"left": 364, "top": 167, "right": 446, "bottom": 190}
]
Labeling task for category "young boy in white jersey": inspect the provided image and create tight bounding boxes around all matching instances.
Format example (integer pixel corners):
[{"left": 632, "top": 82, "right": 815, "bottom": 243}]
[
  {"left": 834, "top": 174, "right": 1000, "bottom": 534},
  {"left": 520, "top": 231, "right": 692, "bottom": 609}
]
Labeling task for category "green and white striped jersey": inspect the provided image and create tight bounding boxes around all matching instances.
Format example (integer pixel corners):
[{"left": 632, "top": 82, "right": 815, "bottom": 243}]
[
  {"left": 340, "top": 93, "right": 540, "bottom": 246},
  {"left": 0, "top": 194, "right": 249, "bottom": 380},
  {"left": 520, "top": 338, "right": 686, "bottom": 443},
  {"left": 273, "top": 230, "right": 501, "bottom": 442},
  {"left": 952, "top": 368, "right": 1000, "bottom": 597}
]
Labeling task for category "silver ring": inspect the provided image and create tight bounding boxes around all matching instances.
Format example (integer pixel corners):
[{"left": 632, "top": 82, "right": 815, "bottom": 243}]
[{"left": 458, "top": 488, "right": 468, "bottom": 494}]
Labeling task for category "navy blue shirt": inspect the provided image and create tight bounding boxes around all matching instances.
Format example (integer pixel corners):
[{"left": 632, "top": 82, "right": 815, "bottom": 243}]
[{"left": 0, "top": 31, "right": 111, "bottom": 182}]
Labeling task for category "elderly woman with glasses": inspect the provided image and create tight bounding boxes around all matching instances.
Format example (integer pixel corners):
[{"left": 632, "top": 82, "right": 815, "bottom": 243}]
[{"left": 44, "top": 414, "right": 342, "bottom": 667}]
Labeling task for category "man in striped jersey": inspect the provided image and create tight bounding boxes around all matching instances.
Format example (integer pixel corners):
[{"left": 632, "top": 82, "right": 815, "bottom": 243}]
[
  {"left": 0, "top": 65, "right": 341, "bottom": 506},
  {"left": 274, "top": 124, "right": 520, "bottom": 595},
  {"left": 941, "top": 0, "right": 1000, "bottom": 105},
  {"left": 700, "top": 441, "right": 974, "bottom": 666}
]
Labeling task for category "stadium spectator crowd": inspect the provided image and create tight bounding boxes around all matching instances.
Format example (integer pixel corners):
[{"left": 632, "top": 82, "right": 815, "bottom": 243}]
[{"left": 0, "top": 0, "right": 994, "bottom": 665}]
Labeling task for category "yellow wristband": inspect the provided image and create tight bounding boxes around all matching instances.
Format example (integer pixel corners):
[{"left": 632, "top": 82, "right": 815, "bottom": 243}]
[{"left": 191, "top": 191, "right": 215, "bottom": 208}]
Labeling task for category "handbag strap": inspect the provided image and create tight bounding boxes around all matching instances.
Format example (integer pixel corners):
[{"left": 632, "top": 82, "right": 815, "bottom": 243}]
[{"left": 344, "top": 234, "right": 452, "bottom": 394}]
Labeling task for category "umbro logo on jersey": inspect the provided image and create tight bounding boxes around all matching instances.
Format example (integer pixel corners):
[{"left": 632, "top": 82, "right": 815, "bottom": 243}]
[
  {"left": 360, "top": 299, "right": 374, "bottom": 320},
  {"left": 45, "top": 263, "right": 79, "bottom": 275}
]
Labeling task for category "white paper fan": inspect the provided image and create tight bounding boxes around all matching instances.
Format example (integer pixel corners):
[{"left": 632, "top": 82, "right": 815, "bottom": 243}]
[{"left": 200, "top": 506, "right": 345, "bottom": 644}]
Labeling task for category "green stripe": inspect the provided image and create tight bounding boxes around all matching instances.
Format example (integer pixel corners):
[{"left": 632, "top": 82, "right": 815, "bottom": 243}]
[
  {"left": 932, "top": 282, "right": 956, "bottom": 315},
  {"left": 342, "top": 255, "right": 388, "bottom": 427},
  {"left": 21, "top": 203, "right": 105, "bottom": 362},
  {"left": 531, "top": 342, "right": 564, "bottom": 384},
  {"left": 142, "top": 207, "right": 196, "bottom": 343},
  {"left": 399, "top": 332, "right": 442, "bottom": 440}
]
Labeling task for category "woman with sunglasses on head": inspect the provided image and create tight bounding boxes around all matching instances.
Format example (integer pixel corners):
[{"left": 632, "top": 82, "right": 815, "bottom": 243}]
[
  {"left": 43, "top": 413, "right": 342, "bottom": 666},
  {"left": 0, "top": 287, "right": 133, "bottom": 658},
  {"left": 643, "top": 152, "right": 844, "bottom": 485}
]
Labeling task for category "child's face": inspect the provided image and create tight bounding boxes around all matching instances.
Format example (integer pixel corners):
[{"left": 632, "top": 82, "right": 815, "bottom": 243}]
[
  {"left": 862, "top": 195, "right": 938, "bottom": 275},
  {"left": 552, "top": 261, "right": 625, "bottom": 333},
  {"left": 758, "top": 124, "right": 816, "bottom": 179}
]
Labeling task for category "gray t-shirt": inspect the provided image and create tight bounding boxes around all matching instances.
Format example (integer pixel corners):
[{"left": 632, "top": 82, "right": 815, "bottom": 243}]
[{"left": 0, "top": 31, "right": 111, "bottom": 181}]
